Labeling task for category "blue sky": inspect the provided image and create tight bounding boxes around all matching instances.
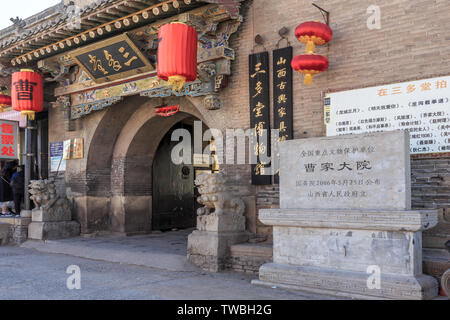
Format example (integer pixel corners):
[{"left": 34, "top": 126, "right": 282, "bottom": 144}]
[{"left": 0, "top": 0, "right": 62, "bottom": 30}]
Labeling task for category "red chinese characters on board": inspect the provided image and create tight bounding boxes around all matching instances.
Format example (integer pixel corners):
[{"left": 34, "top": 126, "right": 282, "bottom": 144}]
[{"left": 0, "top": 121, "right": 18, "bottom": 159}]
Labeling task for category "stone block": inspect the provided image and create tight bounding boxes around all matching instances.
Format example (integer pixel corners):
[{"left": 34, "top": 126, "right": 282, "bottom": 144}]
[
  {"left": 20, "top": 210, "right": 32, "bottom": 218},
  {"left": 259, "top": 208, "right": 438, "bottom": 232},
  {"left": 230, "top": 243, "right": 273, "bottom": 259},
  {"left": 279, "top": 131, "right": 411, "bottom": 210},
  {"left": 14, "top": 217, "right": 32, "bottom": 226},
  {"left": 254, "top": 207, "right": 439, "bottom": 299},
  {"left": 28, "top": 221, "right": 80, "bottom": 240},
  {"left": 253, "top": 263, "right": 438, "bottom": 300},
  {"left": 187, "top": 229, "right": 249, "bottom": 272},
  {"left": 188, "top": 230, "right": 249, "bottom": 258},
  {"left": 197, "top": 213, "right": 246, "bottom": 232},
  {"left": 32, "top": 207, "right": 72, "bottom": 222},
  {"left": 12, "top": 225, "right": 28, "bottom": 244}
]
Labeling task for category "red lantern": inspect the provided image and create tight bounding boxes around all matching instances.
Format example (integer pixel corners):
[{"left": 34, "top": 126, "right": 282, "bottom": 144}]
[
  {"left": 295, "top": 21, "right": 333, "bottom": 54},
  {"left": 291, "top": 54, "right": 329, "bottom": 85},
  {"left": 157, "top": 22, "right": 198, "bottom": 91},
  {"left": 0, "top": 94, "right": 11, "bottom": 113},
  {"left": 11, "top": 69, "right": 43, "bottom": 120}
]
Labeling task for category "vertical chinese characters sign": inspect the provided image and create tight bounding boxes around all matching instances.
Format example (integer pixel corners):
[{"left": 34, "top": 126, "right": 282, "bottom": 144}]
[
  {"left": 273, "top": 47, "right": 294, "bottom": 184},
  {"left": 0, "top": 120, "right": 18, "bottom": 160},
  {"left": 249, "top": 52, "right": 271, "bottom": 185}
]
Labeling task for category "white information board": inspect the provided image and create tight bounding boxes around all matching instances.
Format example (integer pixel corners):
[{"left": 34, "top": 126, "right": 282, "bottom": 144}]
[{"left": 325, "top": 75, "right": 450, "bottom": 155}]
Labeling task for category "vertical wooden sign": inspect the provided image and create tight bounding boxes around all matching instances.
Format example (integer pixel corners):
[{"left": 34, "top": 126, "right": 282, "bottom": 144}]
[
  {"left": 273, "top": 46, "right": 294, "bottom": 184},
  {"left": 249, "top": 51, "right": 271, "bottom": 185}
]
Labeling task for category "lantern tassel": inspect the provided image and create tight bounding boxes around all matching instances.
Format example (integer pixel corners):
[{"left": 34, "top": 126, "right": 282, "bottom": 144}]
[
  {"left": 304, "top": 74, "right": 314, "bottom": 85},
  {"left": 168, "top": 75, "right": 187, "bottom": 91},
  {"left": 306, "top": 41, "right": 316, "bottom": 54},
  {"left": 21, "top": 110, "right": 36, "bottom": 121}
]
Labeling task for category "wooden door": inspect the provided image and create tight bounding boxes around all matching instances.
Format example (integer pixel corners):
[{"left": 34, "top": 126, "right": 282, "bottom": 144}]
[{"left": 152, "top": 124, "right": 196, "bottom": 230}]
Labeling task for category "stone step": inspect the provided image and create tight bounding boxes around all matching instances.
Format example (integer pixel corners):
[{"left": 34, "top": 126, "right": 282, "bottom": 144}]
[
  {"left": 230, "top": 242, "right": 273, "bottom": 258},
  {"left": 0, "top": 218, "right": 31, "bottom": 245},
  {"left": 227, "top": 242, "right": 273, "bottom": 274},
  {"left": 0, "top": 216, "right": 32, "bottom": 226},
  {"left": 0, "top": 217, "right": 16, "bottom": 225}
]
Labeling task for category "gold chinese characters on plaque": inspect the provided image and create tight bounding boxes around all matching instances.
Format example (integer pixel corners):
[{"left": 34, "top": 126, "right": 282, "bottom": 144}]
[{"left": 70, "top": 33, "right": 154, "bottom": 84}]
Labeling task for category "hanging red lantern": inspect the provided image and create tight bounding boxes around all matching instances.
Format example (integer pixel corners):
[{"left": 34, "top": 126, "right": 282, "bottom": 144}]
[
  {"left": 0, "top": 94, "right": 11, "bottom": 113},
  {"left": 11, "top": 69, "right": 43, "bottom": 120},
  {"left": 157, "top": 22, "right": 198, "bottom": 91},
  {"left": 295, "top": 21, "right": 333, "bottom": 54},
  {"left": 291, "top": 54, "right": 329, "bottom": 85}
]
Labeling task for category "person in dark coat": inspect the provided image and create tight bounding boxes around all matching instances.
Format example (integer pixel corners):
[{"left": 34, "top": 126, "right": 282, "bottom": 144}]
[
  {"left": 11, "top": 165, "right": 24, "bottom": 216},
  {"left": 0, "top": 160, "right": 16, "bottom": 215}
]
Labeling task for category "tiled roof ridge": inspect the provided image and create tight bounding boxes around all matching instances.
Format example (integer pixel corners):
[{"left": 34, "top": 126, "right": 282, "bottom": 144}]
[
  {"left": 0, "top": 0, "right": 119, "bottom": 50},
  {"left": 0, "top": 2, "right": 63, "bottom": 39},
  {"left": 0, "top": 0, "right": 244, "bottom": 64}
]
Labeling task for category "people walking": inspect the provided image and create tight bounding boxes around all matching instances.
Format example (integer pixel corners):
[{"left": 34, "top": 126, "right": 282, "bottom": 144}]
[{"left": 11, "top": 164, "right": 24, "bottom": 216}]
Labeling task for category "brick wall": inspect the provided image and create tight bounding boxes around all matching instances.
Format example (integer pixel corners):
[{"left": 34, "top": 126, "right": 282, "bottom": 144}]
[
  {"left": 218, "top": 0, "right": 450, "bottom": 234},
  {"left": 226, "top": 243, "right": 273, "bottom": 274},
  {"left": 48, "top": 0, "right": 450, "bottom": 237},
  {"left": 412, "top": 158, "right": 450, "bottom": 209}
]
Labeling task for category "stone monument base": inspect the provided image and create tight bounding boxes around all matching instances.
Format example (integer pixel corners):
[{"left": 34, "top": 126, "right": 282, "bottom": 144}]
[
  {"left": 188, "top": 230, "right": 250, "bottom": 272},
  {"left": 187, "top": 213, "right": 249, "bottom": 272},
  {"left": 253, "top": 263, "right": 438, "bottom": 300},
  {"left": 27, "top": 198, "right": 80, "bottom": 240},
  {"left": 253, "top": 208, "right": 439, "bottom": 300},
  {"left": 28, "top": 221, "right": 80, "bottom": 240}
]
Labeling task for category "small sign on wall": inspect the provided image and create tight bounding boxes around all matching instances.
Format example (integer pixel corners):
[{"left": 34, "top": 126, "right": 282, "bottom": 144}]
[
  {"left": 63, "top": 138, "right": 84, "bottom": 160},
  {"left": 325, "top": 75, "right": 450, "bottom": 155},
  {"left": 50, "top": 141, "right": 66, "bottom": 172},
  {"left": 0, "top": 120, "right": 19, "bottom": 160}
]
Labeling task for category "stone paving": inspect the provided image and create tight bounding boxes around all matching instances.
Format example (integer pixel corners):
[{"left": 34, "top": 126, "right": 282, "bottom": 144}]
[{"left": 0, "top": 230, "right": 339, "bottom": 300}]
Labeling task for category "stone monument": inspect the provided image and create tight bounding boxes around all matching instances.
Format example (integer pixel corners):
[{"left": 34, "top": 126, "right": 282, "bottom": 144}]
[
  {"left": 187, "top": 173, "right": 249, "bottom": 272},
  {"left": 252, "top": 131, "right": 439, "bottom": 300},
  {"left": 27, "top": 179, "right": 80, "bottom": 240}
]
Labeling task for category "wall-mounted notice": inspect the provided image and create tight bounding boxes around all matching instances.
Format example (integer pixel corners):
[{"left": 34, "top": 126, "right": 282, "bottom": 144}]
[
  {"left": 249, "top": 51, "right": 271, "bottom": 185},
  {"left": 63, "top": 138, "right": 84, "bottom": 160},
  {"left": 325, "top": 75, "right": 450, "bottom": 155},
  {"left": 50, "top": 141, "right": 66, "bottom": 172},
  {"left": 273, "top": 46, "right": 294, "bottom": 184}
]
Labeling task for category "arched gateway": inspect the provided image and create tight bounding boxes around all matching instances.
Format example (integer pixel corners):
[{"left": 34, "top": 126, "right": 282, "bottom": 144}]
[{"left": 75, "top": 95, "right": 212, "bottom": 235}]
